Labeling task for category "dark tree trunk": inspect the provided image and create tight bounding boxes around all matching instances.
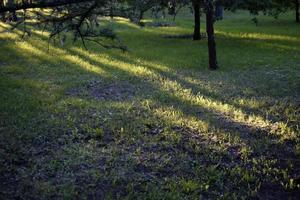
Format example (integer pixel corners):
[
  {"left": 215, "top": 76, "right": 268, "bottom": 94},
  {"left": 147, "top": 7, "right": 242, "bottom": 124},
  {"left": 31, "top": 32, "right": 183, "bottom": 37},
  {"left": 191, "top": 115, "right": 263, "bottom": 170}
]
[
  {"left": 139, "top": 11, "right": 144, "bottom": 22},
  {"left": 0, "top": 0, "right": 5, "bottom": 21},
  {"left": 0, "top": 13, "right": 4, "bottom": 21},
  {"left": 109, "top": 6, "right": 114, "bottom": 19},
  {"left": 109, "top": 0, "right": 115, "bottom": 19},
  {"left": 296, "top": 0, "right": 299, "bottom": 23},
  {"left": 193, "top": 0, "right": 201, "bottom": 40},
  {"left": 205, "top": 0, "right": 218, "bottom": 70},
  {"left": 138, "top": 10, "right": 145, "bottom": 25}
]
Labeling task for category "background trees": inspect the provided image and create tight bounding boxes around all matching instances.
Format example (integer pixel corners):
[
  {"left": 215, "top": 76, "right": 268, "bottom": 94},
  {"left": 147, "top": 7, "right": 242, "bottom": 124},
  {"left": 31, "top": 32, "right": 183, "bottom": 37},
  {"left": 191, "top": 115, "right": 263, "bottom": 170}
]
[
  {"left": 0, "top": 0, "right": 298, "bottom": 70},
  {"left": 267, "top": 0, "right": 299, "bottom": 22},
  {"left": 230, "top": 0, "right": 300, "bottom": 23}
]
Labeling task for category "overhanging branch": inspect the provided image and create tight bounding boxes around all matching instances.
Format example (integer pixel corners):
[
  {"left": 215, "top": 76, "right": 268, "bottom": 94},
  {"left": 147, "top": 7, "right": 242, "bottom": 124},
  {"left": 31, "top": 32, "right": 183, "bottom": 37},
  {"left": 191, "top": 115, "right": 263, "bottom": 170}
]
[{"left": 0, "top": 0, "right": 94, "bottom": 13}]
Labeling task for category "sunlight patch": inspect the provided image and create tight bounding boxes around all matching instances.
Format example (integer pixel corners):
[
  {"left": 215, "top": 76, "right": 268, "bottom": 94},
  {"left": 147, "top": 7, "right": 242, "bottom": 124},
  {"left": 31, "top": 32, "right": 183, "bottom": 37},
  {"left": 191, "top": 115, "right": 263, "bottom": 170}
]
[{"left": 216, "top": 31, "right": 300, "bottom": 42}]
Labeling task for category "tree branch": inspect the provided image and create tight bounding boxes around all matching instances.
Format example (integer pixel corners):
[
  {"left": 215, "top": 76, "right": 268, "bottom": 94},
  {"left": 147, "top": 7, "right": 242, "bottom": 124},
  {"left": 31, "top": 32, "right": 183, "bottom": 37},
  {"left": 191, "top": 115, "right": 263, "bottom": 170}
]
[{"left": 0, "top": 0, "right": 93, "bottom": 13}]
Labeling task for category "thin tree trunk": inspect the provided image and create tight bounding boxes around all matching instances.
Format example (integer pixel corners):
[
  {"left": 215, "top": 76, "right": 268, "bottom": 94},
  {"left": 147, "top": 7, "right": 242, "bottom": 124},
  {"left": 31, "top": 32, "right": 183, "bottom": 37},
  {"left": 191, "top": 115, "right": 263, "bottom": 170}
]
[
  {"left": 296, "top": 0, "right": 299, "bottom": 23},
  {"left": 193, "top": 0, "right": 201, "bottom": 40},
  {"left": 109, "top": 6, "right": 113, "bottom": 19},
  {"left": 139, "top": 11, "right": 144, "bottom": 22},
  {"left": 205, "top": 0, "right": 218, "bottom": 70},
  {"left": 0, "top": 0, "right": 5, "bottom": 21},
  {"left": 109, "top": 0, "right": 114, "bottom": 19}
]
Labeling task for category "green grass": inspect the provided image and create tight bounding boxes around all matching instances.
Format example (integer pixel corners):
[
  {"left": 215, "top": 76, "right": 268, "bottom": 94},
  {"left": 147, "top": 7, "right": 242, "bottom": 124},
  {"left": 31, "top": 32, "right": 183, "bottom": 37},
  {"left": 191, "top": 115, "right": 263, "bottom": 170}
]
[{"left": 0, "top": 10, "right": 300, "bottom": 199}]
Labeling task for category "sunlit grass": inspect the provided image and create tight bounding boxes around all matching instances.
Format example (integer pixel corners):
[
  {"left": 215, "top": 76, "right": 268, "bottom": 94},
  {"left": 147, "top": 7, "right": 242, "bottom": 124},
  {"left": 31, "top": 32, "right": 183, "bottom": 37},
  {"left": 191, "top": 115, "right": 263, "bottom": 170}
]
[{"left": 215, "top": 30, "right": 300, "bottom": 42}]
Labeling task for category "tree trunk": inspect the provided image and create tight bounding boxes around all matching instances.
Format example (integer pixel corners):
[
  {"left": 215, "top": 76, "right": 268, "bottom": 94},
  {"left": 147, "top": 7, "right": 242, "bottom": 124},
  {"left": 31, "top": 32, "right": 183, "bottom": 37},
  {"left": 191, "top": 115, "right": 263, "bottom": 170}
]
[
  {"left": 139, "top": 11, "right": 144, "bottom": 22},
  {"left": 193, "top": 0, "right": 201, "bottom": 40},
  {"left": 138, "top": 10, "right": 145, "bottom": 25},
  {"left": 296, "top": 0, "right": 299, "bottom": 23},
  {"left": 205, "top": 0, "right": 218, "bottom": 70},
  {"left": 109, "top": 6, "right": 113, "bottom": 19},
  {"left": 0, "top": 0, "right": 5, "bottom": 21}
]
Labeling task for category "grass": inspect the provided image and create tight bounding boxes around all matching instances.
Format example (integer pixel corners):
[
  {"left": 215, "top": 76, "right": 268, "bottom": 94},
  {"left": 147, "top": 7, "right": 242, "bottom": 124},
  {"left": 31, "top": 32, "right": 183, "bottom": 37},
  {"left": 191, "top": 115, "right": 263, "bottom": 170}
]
[{"left": 0, "top": 10, "right": 300, "bottom": 199}]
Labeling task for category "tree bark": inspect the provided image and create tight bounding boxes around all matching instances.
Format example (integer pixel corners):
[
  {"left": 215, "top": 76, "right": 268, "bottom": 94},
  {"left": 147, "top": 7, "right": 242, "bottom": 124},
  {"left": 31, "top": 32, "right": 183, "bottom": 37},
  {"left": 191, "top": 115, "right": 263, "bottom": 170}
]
[
  {"left": 0, "top": 0, "right": 5, "bottom": 21},
  {"left": 205, "top": 0, "right": 218, "bottom": 70},
  {"left": 139, "top": 10, "right": 144, "bottom": 22},
  {"left": 296, "top": 0, "right": 299, "bottom": 23},
  {"left": 109, "top": 6, "right": 113, "bottom": 19},
  {"left": 193, "top": 0, "right": 201, "bottom": 40}
]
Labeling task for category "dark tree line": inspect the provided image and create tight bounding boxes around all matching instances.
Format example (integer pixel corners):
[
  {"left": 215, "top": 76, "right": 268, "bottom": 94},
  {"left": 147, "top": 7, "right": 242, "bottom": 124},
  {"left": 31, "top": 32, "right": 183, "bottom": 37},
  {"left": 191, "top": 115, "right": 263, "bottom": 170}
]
[{"left": 235, "top": 0, "right": 299, "bottom": 23}]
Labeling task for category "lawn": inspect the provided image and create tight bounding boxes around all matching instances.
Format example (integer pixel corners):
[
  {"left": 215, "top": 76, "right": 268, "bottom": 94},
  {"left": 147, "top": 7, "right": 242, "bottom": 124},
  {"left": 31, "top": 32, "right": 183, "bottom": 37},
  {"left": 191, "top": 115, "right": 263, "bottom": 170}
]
[{"left": 0, "top": 10, "right": 299, "bottom": 199}]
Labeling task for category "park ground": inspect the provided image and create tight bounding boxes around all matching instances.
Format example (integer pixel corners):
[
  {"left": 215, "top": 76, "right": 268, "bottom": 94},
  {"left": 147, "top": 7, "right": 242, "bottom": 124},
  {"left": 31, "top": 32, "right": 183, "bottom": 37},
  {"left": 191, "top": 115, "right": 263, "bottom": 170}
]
[{"left": 0, "top": 10, "right": 300, "bottom": 199}]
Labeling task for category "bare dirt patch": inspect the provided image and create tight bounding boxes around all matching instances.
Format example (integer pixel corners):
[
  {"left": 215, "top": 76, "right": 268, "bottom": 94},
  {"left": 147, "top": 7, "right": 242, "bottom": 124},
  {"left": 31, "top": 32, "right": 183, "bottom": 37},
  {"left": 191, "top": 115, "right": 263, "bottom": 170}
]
[{"left": 67, "top": 80, "right": 136, "bottom": 101}]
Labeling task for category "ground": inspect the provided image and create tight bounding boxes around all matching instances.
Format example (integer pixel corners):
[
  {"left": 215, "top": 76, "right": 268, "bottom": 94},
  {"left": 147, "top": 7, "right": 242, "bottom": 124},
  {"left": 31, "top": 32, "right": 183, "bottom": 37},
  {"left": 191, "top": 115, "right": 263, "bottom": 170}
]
[{"left": 0, "top": 10, "right": 300, "bottom": 199}]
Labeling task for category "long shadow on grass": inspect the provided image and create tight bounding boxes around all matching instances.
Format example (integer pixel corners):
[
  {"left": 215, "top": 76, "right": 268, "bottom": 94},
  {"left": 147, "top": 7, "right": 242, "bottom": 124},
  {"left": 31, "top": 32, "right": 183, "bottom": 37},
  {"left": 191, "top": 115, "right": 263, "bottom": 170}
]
[
  {"left": 65, "top": 46, "right": 300, "bottom": 198},
  {"left": 66, "top": 46, "right": 298, "bottom": 159},
  {"left": 0, "top": 38, "right": 122, "bottom": 199},
  {"left": 1, "top": 25, "right": 299, "bottom": 199},
  {"left": 98, "top": 51, "right": 299, "bottom": 134}
]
